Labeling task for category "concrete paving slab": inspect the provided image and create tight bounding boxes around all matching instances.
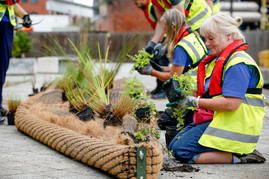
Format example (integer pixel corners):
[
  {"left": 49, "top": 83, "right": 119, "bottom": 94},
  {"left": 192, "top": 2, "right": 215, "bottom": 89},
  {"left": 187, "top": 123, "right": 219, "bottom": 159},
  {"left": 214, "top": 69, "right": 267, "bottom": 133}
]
[{"left": 1, "top": 62, "right": 269, "bottom": 179}]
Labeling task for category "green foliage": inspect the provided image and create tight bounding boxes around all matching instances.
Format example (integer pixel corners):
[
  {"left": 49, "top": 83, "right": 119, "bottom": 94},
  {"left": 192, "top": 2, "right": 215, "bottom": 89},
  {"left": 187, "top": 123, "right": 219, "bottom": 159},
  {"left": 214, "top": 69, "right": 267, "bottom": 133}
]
[
  {"left": 121, "top": 77, "right": 146, "bottom": 99},
  {"left": 173, "top": 72, "right": 196, "bottom": 95},
  {"left": 134, "top": 131, "right": 145, "bottom": 141},
  {"left": 172, "top": 72, "right": 196, "bottom": 129},
  {"left": 134, "top": 127, "right": 160, "bottom": 142},
  {"left": 128, "top": 48, "right": 153, "bottom": 72},
  {"left": 12, "top": 31, "right": 31, "bottom": 57},
  {"left": 11, "top": 34, "right": 20, "bottom": 57}
]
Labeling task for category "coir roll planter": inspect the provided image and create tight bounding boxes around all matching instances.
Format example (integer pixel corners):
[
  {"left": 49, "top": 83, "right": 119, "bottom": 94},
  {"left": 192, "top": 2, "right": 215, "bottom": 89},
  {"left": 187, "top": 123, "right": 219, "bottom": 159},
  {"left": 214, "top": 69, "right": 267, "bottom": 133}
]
[{"left": 15, "top": 89, "right": 163, "bottom": 178}]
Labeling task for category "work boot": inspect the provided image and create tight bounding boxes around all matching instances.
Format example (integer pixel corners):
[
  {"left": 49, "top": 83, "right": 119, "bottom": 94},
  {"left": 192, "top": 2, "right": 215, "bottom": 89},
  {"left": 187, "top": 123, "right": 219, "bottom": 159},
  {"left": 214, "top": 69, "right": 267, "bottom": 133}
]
[
  {"left": 0, "top": 108, "right": 8, "bottom": 116},
  {"left": 234, "top": 149, "right": 266, "bottom": 164},
  {"left": 0, "top": 113, "right": 5, "bottom": 124},
  {"left": 151, "top": 87, "right": 160, "bottom": 94},
  {"left": 151, "top": 89, "right": 166, "bottom": 99}
]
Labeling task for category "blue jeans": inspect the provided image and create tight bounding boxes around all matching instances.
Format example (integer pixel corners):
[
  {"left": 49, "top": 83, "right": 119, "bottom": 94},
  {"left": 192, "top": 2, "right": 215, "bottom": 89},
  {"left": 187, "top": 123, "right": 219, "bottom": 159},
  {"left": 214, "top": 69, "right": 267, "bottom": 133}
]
[{"left": 169, "top": 122, "right": 217, "bottom": 163}]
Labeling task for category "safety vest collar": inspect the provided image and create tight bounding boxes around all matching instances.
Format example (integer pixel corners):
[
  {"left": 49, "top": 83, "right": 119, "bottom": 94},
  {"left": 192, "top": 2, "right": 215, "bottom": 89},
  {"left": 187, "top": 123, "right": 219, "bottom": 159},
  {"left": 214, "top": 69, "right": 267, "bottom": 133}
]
[
  {"left": 151, "top": 0, "right": 171, "bottom": 13},
  {"left": 174, "top": 25, "right": 192, "bottom": 46},
  {"left": 197, "top": 40, "right": 248, "bottom": 97},
  {"left": 143, "top": 0, "right": 157, "bottom": 29}
]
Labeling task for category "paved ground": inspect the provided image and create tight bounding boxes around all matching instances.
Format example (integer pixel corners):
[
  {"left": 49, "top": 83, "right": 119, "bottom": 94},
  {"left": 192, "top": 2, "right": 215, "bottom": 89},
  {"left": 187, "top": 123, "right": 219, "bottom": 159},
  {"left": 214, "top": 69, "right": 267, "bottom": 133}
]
[{"left": 1, "top": 63, "right": 269, "bottom": 179}]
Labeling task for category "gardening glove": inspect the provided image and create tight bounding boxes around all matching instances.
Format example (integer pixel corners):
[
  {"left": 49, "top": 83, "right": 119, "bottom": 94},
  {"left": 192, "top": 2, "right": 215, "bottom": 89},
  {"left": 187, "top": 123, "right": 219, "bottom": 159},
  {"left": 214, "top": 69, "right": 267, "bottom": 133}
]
[
  {"left": 22, "top": 14, "right": 32, "bottom": 28},
  {"left": 163, "top": 77, "right": 173, "bottom": 88},
  {"left": 145, "top": 41, "right": 157, "bottom": 54},
  {"left": 150, "top": 60, "right": 164, "bottom": 72},
  {"left": 153, "top": 42, "right": 167, "bottom": 60},
  {"left": 166, "top": 89, "right": 196, "bottom": 109},
  {"left": 136, "top": 64, "right": 153, "bottom": 75}
]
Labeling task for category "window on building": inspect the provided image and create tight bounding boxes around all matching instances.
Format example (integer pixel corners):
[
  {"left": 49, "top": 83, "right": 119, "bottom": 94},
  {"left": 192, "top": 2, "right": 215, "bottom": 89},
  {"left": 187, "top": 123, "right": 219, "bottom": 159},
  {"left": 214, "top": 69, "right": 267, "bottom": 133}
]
[
  {"left": 21, "top": 0, "right": 28, "bottom": 2},
  {"left": 31, "top": 0, "right": 38, "bottom": 3}
]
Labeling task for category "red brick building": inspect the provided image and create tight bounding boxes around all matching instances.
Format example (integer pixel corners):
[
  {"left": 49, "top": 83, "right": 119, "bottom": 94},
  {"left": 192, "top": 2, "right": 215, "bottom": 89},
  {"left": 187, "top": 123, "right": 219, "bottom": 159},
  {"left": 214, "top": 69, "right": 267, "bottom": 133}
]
[
  {"left": 96, "top": 0, "right": 154, "bottom": 32},
  {"left": 20, "top": 0, "right": 49, "bottom": 14},
  {"left": 19, "top": 0, "right": 154, "bottom": 32}
]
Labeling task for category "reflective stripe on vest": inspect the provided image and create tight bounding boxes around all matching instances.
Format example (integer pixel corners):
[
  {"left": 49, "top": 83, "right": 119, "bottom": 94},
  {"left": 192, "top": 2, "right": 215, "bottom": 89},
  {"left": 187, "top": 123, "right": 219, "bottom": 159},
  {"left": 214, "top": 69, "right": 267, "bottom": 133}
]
[
  {"left": 183, "top": 0, "right": 211, "bottom": 31},
  {"left": 175, "top": 33, "right": 207, "bottom": 64},
  {"left": 174, "top": 33, "right": 207, "bottom": 77},
  {"left": 10, "top": 14, "right": 15, "bottom": 20},
  {"left": 180, "top": 39, "right": 200, "bottom": 60},
  {"left": 243, "top": 96, "right": 266, "bottom": 107},
  {"left": 203, "top": 126, "right": 260, "bottom": 143},
  {"left": 187, "top": 6, "right": 209, "bottom": 28},
  {"left": 0, "top": 11, "right": 3, "bottom": 17}
]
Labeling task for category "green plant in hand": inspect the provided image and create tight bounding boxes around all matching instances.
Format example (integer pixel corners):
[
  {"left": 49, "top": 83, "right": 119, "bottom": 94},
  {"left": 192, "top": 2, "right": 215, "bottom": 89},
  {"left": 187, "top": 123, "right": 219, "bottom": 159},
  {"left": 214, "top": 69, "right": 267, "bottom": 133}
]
[
  {"left": 172, "top": 71, "right": 196, "bottom": 130},
  {"left": 128, "top": 48, "right": 154, "bottom": 72},
  {"left": 173, "top": 72, "right": 196, "bottom": 95}
]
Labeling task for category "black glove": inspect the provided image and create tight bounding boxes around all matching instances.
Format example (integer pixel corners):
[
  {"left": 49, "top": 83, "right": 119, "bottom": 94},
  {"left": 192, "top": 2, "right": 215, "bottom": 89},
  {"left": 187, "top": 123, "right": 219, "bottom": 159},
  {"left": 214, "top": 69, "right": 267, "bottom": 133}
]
[
  {"left": 145, "top": 41, "right": 157, "bottom": 54},
  {"left": 22, "top": 14, "right": 32, "bottom": 28},
  {"left": 136, "top": 64, "right": 153, "bottom": 75},
  {"left": 153, "top": 42, "right": 167, "bottom": 60},
  {"left": 150, "top": 60, "right": 164, "bottom": 72}
]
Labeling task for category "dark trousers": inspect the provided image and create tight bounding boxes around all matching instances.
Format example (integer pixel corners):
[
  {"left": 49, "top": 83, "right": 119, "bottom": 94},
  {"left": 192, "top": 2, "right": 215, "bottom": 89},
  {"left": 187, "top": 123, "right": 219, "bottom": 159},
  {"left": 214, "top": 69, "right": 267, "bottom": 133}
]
[
  {"left": 0, "top": 22, "right": 14, "bottom": 108},
  {"left": 155, "top": 55, "right": 169, "bottom": 90}
]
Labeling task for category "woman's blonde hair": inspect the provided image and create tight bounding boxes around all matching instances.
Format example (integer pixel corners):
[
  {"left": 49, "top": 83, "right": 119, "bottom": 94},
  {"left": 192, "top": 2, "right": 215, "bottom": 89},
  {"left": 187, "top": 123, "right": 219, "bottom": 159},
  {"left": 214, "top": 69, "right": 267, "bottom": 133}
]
[
  {"left": 160, "top": 9, "right": 186, "bottom": 58},
  {"left": 200, "top": 12, "right": 245, "bottom": 42}
]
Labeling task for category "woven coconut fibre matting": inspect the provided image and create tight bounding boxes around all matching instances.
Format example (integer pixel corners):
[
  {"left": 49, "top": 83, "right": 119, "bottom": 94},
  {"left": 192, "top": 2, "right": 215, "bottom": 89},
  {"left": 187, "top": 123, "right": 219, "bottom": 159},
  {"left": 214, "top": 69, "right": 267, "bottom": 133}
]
[{"left": 15, "top": 89, "right": 163, "bottom": 178}]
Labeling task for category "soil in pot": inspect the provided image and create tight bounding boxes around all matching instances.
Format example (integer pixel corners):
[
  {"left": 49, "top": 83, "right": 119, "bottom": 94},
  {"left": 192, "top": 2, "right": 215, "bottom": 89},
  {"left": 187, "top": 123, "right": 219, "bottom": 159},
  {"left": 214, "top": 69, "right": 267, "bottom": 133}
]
[
  {"left": 76, "top": 107, "right": 94, "bottom": 121},
  {"left": 7, "top": 113, "right": 15, "bottom": 125}
]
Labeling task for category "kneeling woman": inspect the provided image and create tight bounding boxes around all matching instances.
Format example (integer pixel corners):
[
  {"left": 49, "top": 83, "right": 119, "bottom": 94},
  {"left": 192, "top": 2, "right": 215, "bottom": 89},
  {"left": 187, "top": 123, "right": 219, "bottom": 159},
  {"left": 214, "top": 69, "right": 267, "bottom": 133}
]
[{"left": 168, "top": 12, "right": 266, "bottom": 164}]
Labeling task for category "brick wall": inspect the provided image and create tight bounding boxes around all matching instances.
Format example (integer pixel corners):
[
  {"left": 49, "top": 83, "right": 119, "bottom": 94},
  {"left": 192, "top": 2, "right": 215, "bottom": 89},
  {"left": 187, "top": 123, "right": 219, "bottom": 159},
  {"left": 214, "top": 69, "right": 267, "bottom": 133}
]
[
  {"left": 97, "top": 0, "right": 154, "bottom": 32},
  {"left": 19, "top": 0, "right": 49, "bottom": 15}
]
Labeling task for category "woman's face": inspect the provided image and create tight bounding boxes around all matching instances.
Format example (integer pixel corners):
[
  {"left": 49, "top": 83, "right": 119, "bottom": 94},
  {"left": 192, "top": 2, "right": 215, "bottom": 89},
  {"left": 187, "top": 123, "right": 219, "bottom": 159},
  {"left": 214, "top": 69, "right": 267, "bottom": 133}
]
[{"left": 204, "top": 31, "right": 233, "bottom": 57}]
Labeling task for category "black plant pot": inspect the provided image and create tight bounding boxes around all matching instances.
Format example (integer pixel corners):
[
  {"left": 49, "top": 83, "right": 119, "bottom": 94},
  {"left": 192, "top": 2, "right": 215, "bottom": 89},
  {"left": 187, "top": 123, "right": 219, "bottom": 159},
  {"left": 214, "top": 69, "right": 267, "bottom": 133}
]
[
  {"left": 29, "top": 88, "right": 39, "bottom": 96},
  {"left": 163, "top": 80, "right": 182, "bottom": 103},
  {"left": 62, "top": 92, "right": 67, "bottom": 102},
  {"left": 33, "top": 88, "right": 39, "bottom": 94},
  {"left": 7, "top": 113, "right": 15, "bottom": 125},
  {"left": 76, "top": 107, "right": 94, "bottom": 121},
  {"left": 136, "top": 107, "right": 150, "bottom": 121},
  {"left": 69, "top": 107, "right": 79, "bottom": 114},
  {"left": 165, "top": 126, "right": 178, "bottom": 148}
]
